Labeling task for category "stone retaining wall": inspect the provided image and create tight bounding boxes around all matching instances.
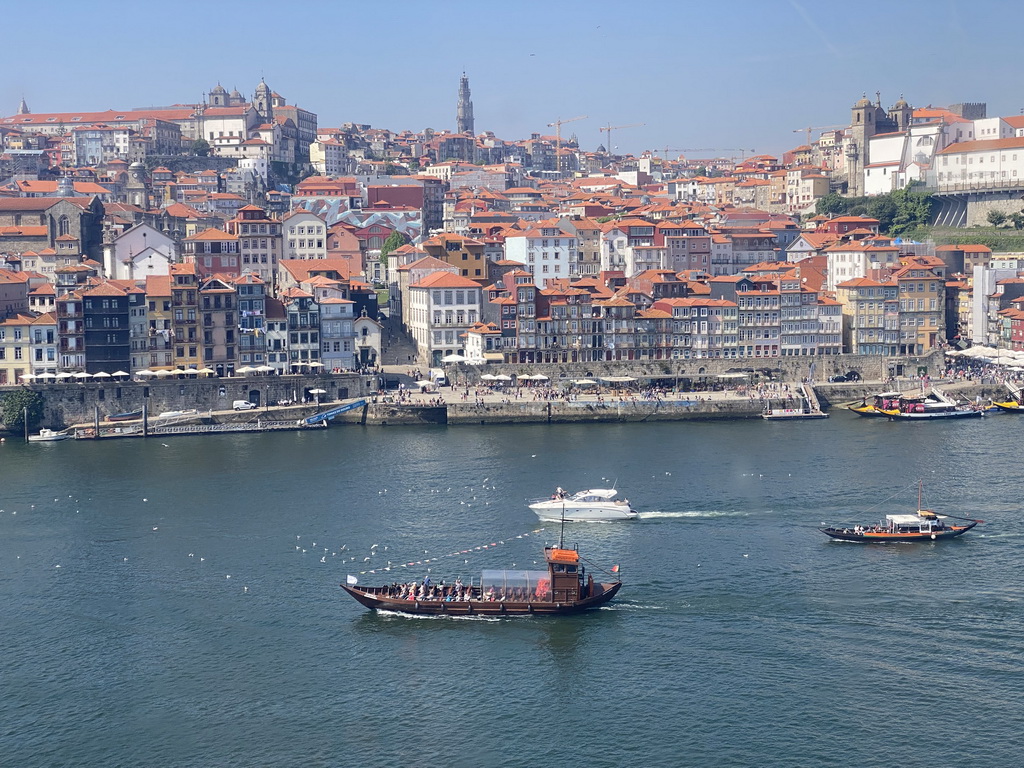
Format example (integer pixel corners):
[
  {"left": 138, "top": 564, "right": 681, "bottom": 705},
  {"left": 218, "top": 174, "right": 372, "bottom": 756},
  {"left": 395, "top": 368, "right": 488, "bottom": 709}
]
[
  {"left": 0, "top": 373, "right": 371, "bottom": 430},
  {"left": 441, "top": 352, "right": 945, "bottom": 387}
]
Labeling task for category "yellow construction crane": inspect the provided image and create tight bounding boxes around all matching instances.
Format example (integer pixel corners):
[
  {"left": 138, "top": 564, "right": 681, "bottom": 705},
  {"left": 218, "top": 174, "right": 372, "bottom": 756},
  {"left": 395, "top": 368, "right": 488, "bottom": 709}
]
[
  {"left": 792, "top": 125, "right": 844, "bottom": 147},
  {"left": 598, "top": 122, "right": 645, "bottom": 156},
  {"left": 547, "top": 115, "right": 588, "bottom": 176}
]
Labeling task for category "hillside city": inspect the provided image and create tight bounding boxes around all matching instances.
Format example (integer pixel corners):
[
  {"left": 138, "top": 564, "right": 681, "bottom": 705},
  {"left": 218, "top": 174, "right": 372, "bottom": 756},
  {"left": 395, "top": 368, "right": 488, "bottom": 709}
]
[{"left": 2, "top": 76, "right": 1024, "bottom": 382}]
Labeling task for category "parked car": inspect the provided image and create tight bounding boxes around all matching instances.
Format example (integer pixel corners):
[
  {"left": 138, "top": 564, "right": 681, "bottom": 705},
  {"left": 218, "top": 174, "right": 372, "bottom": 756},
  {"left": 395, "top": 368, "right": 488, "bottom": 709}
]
[
  {"left": 233, "top": 400, "right": 257, "bottom": 410},
  {"left": 828, "top": 371, "right": 862, "bottom": 383}
]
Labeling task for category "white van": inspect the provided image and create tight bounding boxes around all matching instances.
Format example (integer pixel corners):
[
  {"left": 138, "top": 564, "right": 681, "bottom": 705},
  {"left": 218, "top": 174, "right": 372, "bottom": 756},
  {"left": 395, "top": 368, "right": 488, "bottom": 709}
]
[
  {"left": 233, "top": 400, "right": 257, "bottom": 410},
  {"left": 429, "top": 368, "right": 449, "bottom": 387}
]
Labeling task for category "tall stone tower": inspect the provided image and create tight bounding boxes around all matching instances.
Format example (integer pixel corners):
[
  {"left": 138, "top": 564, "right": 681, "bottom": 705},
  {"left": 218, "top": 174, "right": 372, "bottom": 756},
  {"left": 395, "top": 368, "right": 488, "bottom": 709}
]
[
  {"left": 846, "top": 94, "right": 875, "bottom": 197},
  {"left": 16, "top": 96, "right": 29, "bottom": 115},
  {"left": 456, "top": 73, "right": 474, "bottom": 135},
  {"left": 888, "top": 95, "right": 912, "bottom": 132},
  {"left": 126, "top": 162, "right": 149, "bottom": 209},
  {"left": 253, "top": 79, "right": 273, "bottom": 123}
]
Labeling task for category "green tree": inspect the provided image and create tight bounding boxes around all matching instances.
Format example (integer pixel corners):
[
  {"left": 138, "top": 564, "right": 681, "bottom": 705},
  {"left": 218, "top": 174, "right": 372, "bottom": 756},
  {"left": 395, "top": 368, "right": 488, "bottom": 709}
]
[
  {"left": 1010, "top": 212, "right": 1024, "bottom": 230},
  {"left": 987, "top": 209, "right": 1007, "bottom": 228},
  {"left": 383, "top": 163, "right": 408, "bottom": 176},
  {"left": 815, "top": 191, "right": 849, "bottom": 217},
  {"left": 379, "top": 230, "right": 408, "bottom": 264},
  {"left": 867, "top": 195, "right": 898, "bottom": 233},
  {"left": 1, "top": 389, "right": 44, "bottom": 433},
  {"left": 888, "top": 185, "right": 934, "bottom": 236},
  {"left": 190, "top": 138, "right": 211, "bottom": 157}
]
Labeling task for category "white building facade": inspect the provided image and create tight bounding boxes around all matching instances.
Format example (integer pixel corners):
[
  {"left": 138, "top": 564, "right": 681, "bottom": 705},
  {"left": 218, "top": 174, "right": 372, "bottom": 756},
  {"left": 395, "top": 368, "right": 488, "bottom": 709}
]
[
  {"left": 407, "top": 271, "right": 482, "bottom": 366},
  {"left": 504, "top": 226, "right": 577, "bottom": 289}
]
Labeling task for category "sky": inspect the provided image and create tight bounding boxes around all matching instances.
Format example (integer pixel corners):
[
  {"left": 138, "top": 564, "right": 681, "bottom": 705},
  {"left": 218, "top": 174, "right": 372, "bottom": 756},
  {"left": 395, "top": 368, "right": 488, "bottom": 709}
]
[{"left": 4, "top": 0, "right": 1024, "bottom": 159}]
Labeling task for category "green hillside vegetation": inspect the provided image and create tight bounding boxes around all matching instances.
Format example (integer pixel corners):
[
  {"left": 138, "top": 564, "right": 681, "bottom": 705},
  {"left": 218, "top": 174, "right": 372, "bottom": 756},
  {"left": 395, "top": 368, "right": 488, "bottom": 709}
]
[{"left": 814, "top": 186, "right": 934, "bottom": 237}]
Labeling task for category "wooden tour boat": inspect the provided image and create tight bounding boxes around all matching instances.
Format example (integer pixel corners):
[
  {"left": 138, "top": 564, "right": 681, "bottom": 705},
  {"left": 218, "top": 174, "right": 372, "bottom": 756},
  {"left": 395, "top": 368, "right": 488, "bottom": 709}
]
[
  {"left": 341, "top": 542, "right": 621, "bottom": 616},
  {"left": 849, "top": 390, "right": 983, "bottom": 420},
  {"left": 820, "top": 481, "right": 981, "bottom": 542}
]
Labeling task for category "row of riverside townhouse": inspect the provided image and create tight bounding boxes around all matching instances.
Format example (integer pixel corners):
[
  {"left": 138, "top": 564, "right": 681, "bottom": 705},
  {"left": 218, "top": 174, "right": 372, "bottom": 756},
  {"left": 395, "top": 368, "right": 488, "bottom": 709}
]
[{"left": 0, "top": 262, "right": 385, "bottom": 385}]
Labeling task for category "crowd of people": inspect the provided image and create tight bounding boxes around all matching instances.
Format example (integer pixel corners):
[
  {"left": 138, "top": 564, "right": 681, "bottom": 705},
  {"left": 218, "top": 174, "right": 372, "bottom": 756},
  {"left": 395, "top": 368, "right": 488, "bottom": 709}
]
[{"left": 379, "top": 577, "right": 550, "bottom": 603}]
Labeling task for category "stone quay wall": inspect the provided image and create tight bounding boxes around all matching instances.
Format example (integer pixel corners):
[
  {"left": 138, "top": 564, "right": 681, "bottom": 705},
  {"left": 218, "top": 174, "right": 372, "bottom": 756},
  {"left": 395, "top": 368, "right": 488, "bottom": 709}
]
[
  {"left": 1, "top": 373, "right": 371, "bottom": 429},
  {"left": 441, "top": 352, "right": 945, "bottom": 386},
  {"left": 446, "top": 399, "right": 761, "bottom": 425}
]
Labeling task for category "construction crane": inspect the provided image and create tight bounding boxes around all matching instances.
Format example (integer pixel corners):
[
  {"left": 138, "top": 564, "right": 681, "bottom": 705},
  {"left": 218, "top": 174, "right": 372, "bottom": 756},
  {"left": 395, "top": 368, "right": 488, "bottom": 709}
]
[
  {"left": 547, "top": 115, "right": 588, "bottom": 176},
  {"left": 792, "top": 125, "right": 844, "bottom": 147},
  {"left": 598, "top": 122, "right": 645, "bottom": 156}
]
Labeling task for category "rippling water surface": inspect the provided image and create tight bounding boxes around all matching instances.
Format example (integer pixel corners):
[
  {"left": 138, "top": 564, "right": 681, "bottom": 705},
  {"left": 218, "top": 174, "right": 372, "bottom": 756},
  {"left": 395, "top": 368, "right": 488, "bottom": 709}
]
[{"left": 1, "top": 413, "right": 1021, "bottom": 767}]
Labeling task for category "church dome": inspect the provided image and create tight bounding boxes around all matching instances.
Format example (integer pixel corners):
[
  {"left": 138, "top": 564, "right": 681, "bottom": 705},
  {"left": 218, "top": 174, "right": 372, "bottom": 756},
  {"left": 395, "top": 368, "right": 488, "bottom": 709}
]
[
  {"left": 211, "top": 84, "right": 227, "bottom": 94},
  {"left": 893, "top": 94, "right": 909, "bottom": 108},
  {"left": 853, "top": 94, "right": 872, "bottom": 108}
]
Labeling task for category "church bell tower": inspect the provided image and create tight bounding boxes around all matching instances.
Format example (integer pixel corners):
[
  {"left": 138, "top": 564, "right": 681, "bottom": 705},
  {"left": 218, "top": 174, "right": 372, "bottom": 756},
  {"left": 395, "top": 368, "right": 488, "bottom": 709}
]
[{"left": 456, "top": 73, "right": 474, "bottom": 135}]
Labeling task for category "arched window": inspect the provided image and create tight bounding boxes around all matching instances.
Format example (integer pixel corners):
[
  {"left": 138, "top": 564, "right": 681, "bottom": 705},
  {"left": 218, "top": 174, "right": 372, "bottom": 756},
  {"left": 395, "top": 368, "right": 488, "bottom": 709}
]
[{"left": 58, "top": 215, "right": 70, "bottom": 236}]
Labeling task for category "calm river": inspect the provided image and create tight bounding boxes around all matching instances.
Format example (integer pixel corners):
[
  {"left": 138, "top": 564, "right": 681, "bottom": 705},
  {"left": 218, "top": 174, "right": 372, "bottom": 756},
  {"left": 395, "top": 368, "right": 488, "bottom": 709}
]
[{"left": 1, "top": 413, "right": 1021, "bottom": 767}]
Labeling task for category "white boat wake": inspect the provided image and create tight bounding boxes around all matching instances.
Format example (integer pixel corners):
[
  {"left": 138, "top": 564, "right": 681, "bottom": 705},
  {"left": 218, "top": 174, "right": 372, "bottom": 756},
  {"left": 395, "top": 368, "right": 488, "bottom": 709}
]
[
  {"left": 640, "top": 510, "right": 750, "bottom": 519},
  {"left": 374, "top": 609, "right": 525, "bottom": 622}
]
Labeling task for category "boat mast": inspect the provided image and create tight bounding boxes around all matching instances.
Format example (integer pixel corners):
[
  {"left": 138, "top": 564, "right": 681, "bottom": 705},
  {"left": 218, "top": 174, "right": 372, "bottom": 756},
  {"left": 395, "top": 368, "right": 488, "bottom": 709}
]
[{"left": 918, "top": 478, "right": 923, "bottom": 512}]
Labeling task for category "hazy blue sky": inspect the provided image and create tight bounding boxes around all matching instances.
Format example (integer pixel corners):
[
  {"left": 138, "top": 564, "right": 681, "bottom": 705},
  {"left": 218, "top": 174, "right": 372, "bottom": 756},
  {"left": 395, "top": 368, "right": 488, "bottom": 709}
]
[{"left": 4, "top": 0, "right": 1022, "bottom": 157}]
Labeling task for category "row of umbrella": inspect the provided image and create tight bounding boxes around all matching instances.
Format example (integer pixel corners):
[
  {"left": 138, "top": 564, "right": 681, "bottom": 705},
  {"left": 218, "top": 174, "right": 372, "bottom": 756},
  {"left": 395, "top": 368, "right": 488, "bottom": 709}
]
[
  {"left": 21, "top": 370, "right": 130, "bottom": 381},
  {"left": 479, "top": 373, "right": 549, "bottom": 382},
  {"left": 136, "top": 368, "right": 213, "bottom": 377},
  {"left": 948, "top": 347, "right": 1024, "bottom": 365}
]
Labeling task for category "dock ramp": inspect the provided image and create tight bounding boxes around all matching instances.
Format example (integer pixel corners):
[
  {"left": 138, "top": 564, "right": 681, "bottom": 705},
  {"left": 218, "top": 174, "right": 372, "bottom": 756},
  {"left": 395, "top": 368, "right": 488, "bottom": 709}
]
[{"left": 303, "top": 399, "right": 367, "bottom": 425}]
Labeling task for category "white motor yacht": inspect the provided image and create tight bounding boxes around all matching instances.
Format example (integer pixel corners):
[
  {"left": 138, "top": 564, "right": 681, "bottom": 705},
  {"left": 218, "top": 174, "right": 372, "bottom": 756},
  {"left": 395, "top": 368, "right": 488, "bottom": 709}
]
[{"left": 529, "top": 488, "right": 638, "bottom": 522}]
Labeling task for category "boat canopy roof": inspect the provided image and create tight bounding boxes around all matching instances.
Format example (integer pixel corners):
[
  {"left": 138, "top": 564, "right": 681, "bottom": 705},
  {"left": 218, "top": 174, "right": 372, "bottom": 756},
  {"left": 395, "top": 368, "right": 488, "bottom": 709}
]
[
  {"left": 573, "top": 488, "right": 618, "bottom": 500},
  {"left": 886, "top": 514, "right": 928, "bottom": 524}
]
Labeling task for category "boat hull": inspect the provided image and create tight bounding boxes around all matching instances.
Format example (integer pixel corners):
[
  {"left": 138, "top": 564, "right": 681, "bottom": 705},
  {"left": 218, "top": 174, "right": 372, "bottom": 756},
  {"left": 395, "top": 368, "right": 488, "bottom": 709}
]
[
  {"left": 848, "top": 405, "right": 898, "bottom": 417},
  {"left": 887, "top": 409, "right": 983, "bottom": 420},
  {"left": 992, "top": 401, "right": 1024, "bottom": 412},
  {"left": 820, "top": 521, "right": 978, "bottom": 542},
  {"left": 530, "top": 504, "right": 639, "bottom": 522},
  {"left": 762, "top": 410, "right": 828, "bottom": 420},
  {"left": 341, "top": 581, "right": 622, "bottom": 616},
  {"left": 106, "top": 411, "right": 143, "bottom": 422}
]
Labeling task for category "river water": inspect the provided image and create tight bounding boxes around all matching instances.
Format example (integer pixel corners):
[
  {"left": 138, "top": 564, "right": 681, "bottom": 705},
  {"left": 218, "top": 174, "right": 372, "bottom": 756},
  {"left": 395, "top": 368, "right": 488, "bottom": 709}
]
[{"left": 1, "top": 413, "right": 1021, "bottom": 767}]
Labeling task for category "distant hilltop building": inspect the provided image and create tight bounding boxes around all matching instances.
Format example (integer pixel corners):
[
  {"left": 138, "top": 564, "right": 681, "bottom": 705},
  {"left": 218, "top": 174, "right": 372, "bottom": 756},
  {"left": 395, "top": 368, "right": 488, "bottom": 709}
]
[
  {"left": 1, "top": 79, "right": 317, "bottom": 173},
  {"left": 456, "top": 73, "right": 474, "bottom": 135}
]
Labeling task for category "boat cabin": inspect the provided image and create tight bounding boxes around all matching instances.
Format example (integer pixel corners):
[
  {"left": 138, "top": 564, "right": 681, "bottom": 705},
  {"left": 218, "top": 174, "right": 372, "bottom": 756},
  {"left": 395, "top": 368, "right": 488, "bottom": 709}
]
[
  {"left": 885, "top": 513, "right": 944, "bottom": 534},
  {"left": 479, "top": 569, "right": 551, "bottom": 602},
  {"left": 871, "top": 392, "right": 902, "bottom": 411},
  {"left": 545, "top": 546, "right": 582, "bottom": 603}
]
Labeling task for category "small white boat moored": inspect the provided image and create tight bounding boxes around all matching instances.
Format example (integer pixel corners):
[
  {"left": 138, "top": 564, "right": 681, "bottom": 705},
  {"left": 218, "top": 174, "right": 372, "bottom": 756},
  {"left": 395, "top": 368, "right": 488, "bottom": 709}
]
[
  {"left": 529, "top": 488, "right": 638, "bottom": 522},
  {"left": 28, "top": 428, "right": 70, "bottom": 442}
]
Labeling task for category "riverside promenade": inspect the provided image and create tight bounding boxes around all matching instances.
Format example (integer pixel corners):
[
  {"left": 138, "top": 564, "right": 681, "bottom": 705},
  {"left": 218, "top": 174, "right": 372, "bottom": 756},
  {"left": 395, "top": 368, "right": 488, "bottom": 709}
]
[{"left": 339, "top": 376, "right": 1003, "bottom": 426}]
